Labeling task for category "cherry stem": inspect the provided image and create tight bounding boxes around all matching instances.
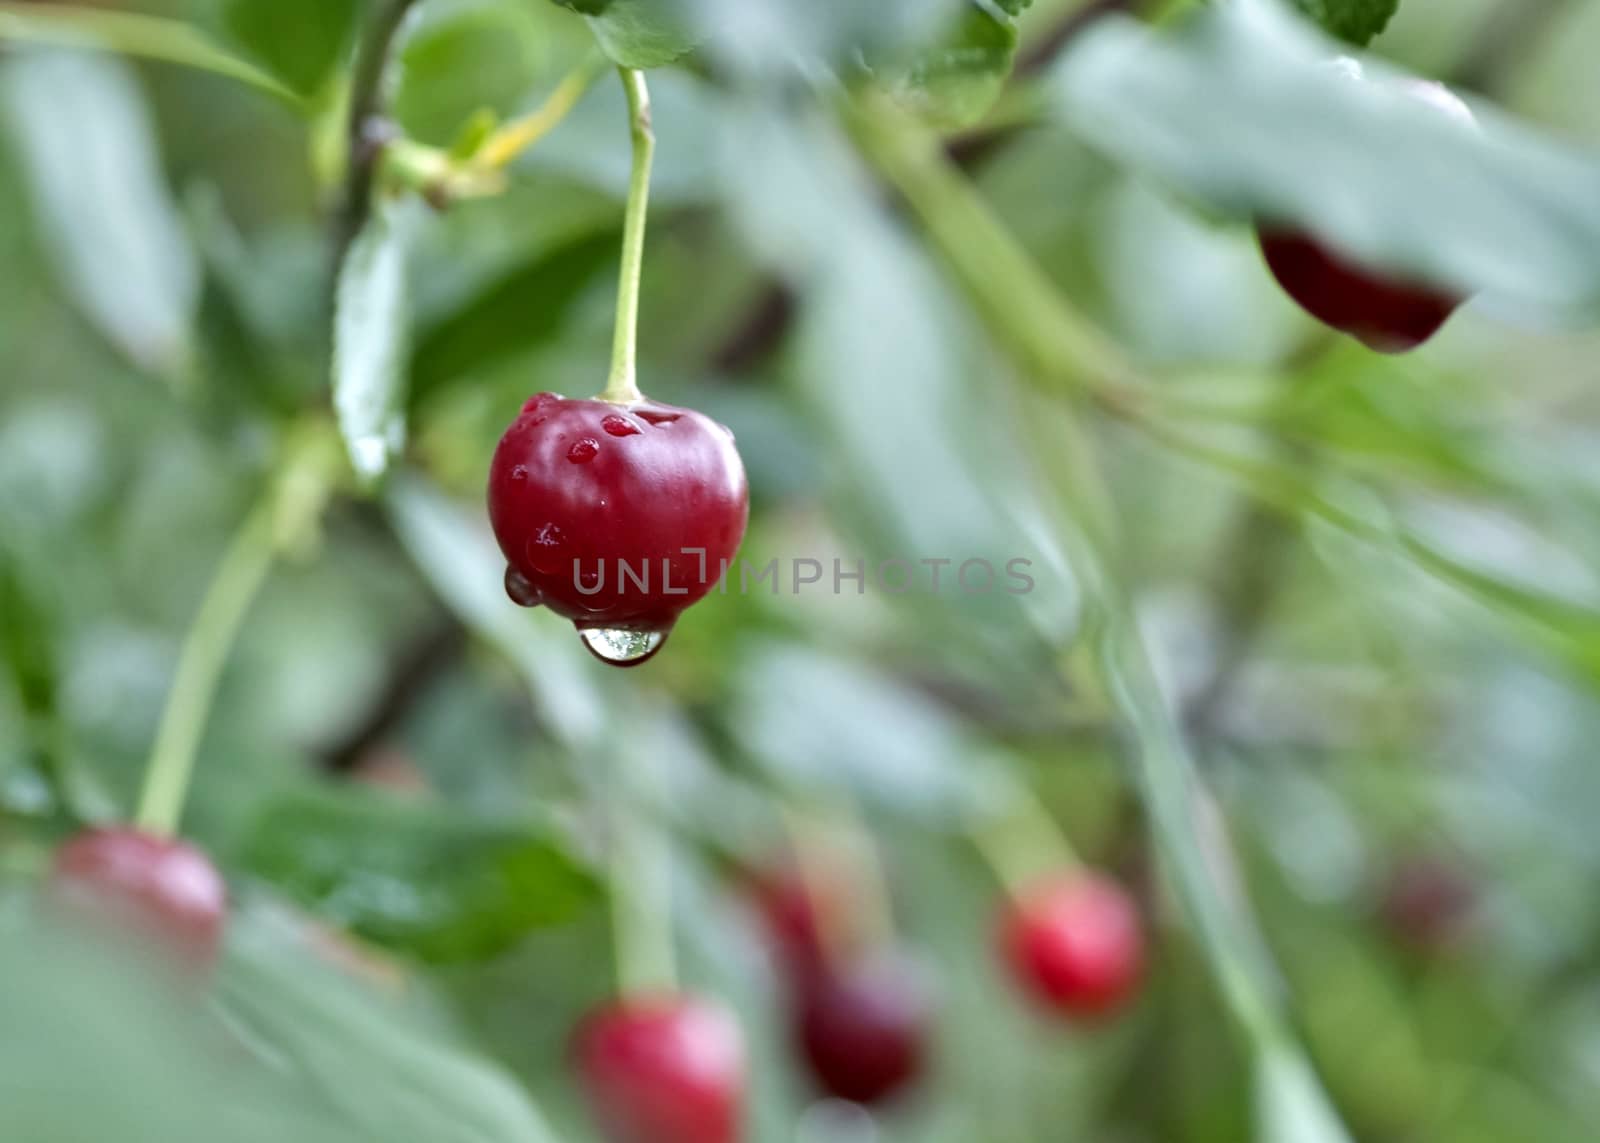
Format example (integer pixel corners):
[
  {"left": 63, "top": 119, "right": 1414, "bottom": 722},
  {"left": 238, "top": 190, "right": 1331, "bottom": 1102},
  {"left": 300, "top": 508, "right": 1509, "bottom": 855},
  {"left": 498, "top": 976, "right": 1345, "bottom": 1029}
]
[
  {"left": 970, "top": 781, "right": 1080, "bottom": 897},
  {"left": 601, "top": 68, "right": 653, "bottom": 406},
  {"left": 786, "top": 797, "right": 895, "bottom": 957},
  {"left": 610, "top": 771, "right": 677, "bottom": 996},
  {"left": 478, "top": 54, "right": 605, "bottom": 170},
  {"left": 134, "top": 502, "right": 276, "bottom": 837}
]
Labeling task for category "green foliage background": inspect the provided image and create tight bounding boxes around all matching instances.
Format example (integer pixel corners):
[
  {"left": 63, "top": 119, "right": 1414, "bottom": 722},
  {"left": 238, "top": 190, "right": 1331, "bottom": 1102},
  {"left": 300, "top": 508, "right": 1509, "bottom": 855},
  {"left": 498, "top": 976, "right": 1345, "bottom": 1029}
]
[{"left": 3, "top": 0, "right": 1600, "bottom": 1140}]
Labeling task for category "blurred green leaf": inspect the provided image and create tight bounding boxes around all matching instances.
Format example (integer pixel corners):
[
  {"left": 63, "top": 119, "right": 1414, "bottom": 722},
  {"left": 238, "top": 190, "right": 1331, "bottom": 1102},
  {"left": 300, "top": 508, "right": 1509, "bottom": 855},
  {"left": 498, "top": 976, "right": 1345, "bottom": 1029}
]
[
  {"left": 731, "top": 642, "right": 998, "bottom": 820},
  {"left": 1053, "top": 1, "right": 1600, "bottom": 319},
  {"left": 205, "top": 0, "right": 359, "bottom": 98},
  {"left": 386, "top": 475, "right": 608, "bottom": 750},
  {"left": 0, "top": 4, "right": 299, "bottom": 102},
  {"left": 0, "top": 50, "right": 199, "bottom": 382},
  {"left": 220, "top": 904, "right": 563, "bottom": 1143},
  {"left": 891, "top": 0, "right": 1030, "bottom": 129},
  {"left": 334, "top": 202, "right": 420, "bottom": 485},
  {"left": 411, "top": 227, "right": 618, "bottom": 402},
  {"left": 550, "top": 0, "right": 698, "bottom": 68},
  {"left": 394, "top": 0, "right": 544, "bottom": 144},
  {"left": 1290, "top": 0, "right": 1400, "bottom": 46},
  {"left": 238, "top": 786, "right": 599, "bottom": 963},
  {"left": 0, "top": 908, "right": 349, "bottom": 1143}
]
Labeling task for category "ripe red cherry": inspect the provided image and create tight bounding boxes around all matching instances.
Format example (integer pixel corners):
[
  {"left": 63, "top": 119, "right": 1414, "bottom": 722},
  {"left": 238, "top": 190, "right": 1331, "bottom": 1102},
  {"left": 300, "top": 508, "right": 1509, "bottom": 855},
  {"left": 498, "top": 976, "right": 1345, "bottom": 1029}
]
[
  {"left": 794, "top": 954, "right": 931, "bottom": 1107},
  {"left": 48, "top": 827, "right": 227, "bottom": 970},
  {"left": 573, "top": 995, "right": 745, "bottom": 1143},
  {"left": 999, "top": 872, "right": 1143, "bottom": 1020},
  {"left": 1258, "top": 77, "right": 1474, "bottom": 353},
  {"left": 487, "top": 392, "right": 748, "bottom": 665}
]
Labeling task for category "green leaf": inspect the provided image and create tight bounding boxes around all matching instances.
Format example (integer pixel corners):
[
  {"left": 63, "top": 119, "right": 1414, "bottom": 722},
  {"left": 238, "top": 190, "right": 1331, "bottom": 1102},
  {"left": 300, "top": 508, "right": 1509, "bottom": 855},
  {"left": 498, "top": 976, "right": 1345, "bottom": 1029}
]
[
  {"left": 892, "top": 2, "right": 1023, "bottom": 130},
  {"left": 731, "top": 642, "right": 1000, "bottom": 821},
  {"left": 206, "top": 0, "right": 359, "bottom": 98},
  {"left": 394, "top": 0, "right": 543, "bottom": 145},
  {"left": 334, "top": 202, "right": 419, "bottom": 485},
  {"left": 0, "top": 50, "right": 200, "bottom": 384},
  {"left": 219, "top": 905, "right": 563, "bottom": 1143},
  {"left": 385, "top": 475, "right": 609, "bottom": 751},
  {"left": 237, "top": 787, "right": 599, "bottom": 963},
  {"left": 1053, "top": 2, "right": 1600, "bottom": 320},
  {"left": 549, "top": 0, "right": 698, "bottom": 68},
  {"left": 1289, "top": 0, "right": 1399, "bottom": 47},
  {"left": 0, "top": 4, "right": 299, "bottom": 103},
  {"left": 411, "top": 227, "right": 618, "bottom": 402}
]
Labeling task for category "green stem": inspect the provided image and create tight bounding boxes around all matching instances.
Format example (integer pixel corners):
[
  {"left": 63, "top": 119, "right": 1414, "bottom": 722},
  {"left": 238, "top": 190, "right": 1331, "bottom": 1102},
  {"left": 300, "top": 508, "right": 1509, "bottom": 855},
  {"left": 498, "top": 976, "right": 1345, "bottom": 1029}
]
[
  {"left": 134, "top": 503, "right": 276, "bottom": 836},
  {"left": 610, "top": 794, "right": 677, "bottom": 997},
  {"left": 970, "top": 781, "right": 1080, "bottom": 895},
  {"left": 0, "top": 4, "right": 300, "bottom": 105},
  {"left": 601, "top": 68, "right": 654, "bottom": 405}
]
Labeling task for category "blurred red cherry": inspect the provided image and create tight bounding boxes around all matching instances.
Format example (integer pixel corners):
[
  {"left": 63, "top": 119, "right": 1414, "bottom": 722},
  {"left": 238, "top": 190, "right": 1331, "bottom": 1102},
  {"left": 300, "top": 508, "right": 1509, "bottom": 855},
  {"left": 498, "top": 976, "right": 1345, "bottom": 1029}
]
[
  {"left": 573, "top": 995, "right": 745, "bottom": 1143},
  {"left": 999, "top": 872, "right": 1143, "bottom": 1020},
  {"left": 744, "top": 858, "right": 855, "bottom": 985},
  {"left": 1379, "top": 853, "right": 1476, "bottom": 956},
  {"left": 794, "top": 953, "right": 931, "bottom": 1107},
  {"left": 1258, "top": 76, "right": 1475, "bottom": 353},
  {"left": 49, "top": 826, "right": 227, "bottom": 971}
]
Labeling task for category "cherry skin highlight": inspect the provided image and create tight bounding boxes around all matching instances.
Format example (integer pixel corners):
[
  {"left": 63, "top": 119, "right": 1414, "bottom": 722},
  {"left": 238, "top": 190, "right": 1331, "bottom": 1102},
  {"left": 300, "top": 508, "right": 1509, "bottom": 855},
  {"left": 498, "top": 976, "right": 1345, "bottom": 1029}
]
[
  {"left": 487, "top": 393, "right": 748, "bottom": 643},
  {"left": 573, "top": 995, "right": 745, "bottom": 1143},
  {"left": 48, "top": 826, "right": 227, "bottom": 970},
  {"left": 794, "top": 954, "right": 931, "bottom": 1107},
  {"left": 1000, "top": 872, "right": 1143, "bottom": 1020},
  {"left": 1257, "top": 76, "right": 1474, "bottom": 353}
]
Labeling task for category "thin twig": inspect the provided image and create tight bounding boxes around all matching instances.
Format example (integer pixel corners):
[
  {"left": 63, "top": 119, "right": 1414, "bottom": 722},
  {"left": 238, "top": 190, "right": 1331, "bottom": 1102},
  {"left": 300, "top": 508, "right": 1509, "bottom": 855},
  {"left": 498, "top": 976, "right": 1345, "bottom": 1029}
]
[{"left": 321, "top": 618, "right": 465, "bottom": 774}]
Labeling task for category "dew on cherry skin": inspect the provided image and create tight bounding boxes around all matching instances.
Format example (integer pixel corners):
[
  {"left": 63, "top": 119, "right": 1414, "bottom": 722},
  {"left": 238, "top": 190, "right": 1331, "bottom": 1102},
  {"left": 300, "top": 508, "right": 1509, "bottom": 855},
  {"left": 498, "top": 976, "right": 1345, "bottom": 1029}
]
[
  {"left": 510, "top": 464, "right": 529, "bottom": 482},
  {"left": 580, "top": 626, "right": 669, "bottom": 667},
  {"left": 637, "top": 409, "right": 681, "bottom": 427},
  {"left": 602, "top": 414, "right": 642, "bottom": 438},
  {"left": 568, "top": 438, "right": 601, "bottom": 464},
  {"left": 505, "top": 567, "right": 543, "bottom": 608}
]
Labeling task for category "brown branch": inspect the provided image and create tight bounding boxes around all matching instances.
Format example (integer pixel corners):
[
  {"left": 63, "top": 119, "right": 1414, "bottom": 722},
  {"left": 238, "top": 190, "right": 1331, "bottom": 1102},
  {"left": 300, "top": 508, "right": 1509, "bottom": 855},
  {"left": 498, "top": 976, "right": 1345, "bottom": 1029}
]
[{"left": 321, "top": 618, "right": 465, "bottom": 774}]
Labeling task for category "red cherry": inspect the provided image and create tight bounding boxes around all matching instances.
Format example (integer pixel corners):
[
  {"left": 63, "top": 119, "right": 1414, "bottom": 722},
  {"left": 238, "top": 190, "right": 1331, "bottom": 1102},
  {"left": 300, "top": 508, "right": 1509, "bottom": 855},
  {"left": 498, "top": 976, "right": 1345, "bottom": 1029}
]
[
  {"left": 573, "top": 995, "right": 745, "bottom": 1143},
  {"left": 487, "top": 393, "right": 748, "bottom": 662},
  {"left": 1378, "top": 854, "right": 1476, "bottom": 956},
  {"left": 794, "top": 955, "right": 931, "bottom": 1107},
  {"left": 48, "top": 827, "right": 227, "bottom": 970},
  {"left": 1258, "top": 77, "right": 1474, "bottom": 353},
  {"left": 1258, "top": 230, "right": 1463, "bottom": 353},
  {"left": 1000, "top": 873, "right": 1143, "bottom": 1020}
]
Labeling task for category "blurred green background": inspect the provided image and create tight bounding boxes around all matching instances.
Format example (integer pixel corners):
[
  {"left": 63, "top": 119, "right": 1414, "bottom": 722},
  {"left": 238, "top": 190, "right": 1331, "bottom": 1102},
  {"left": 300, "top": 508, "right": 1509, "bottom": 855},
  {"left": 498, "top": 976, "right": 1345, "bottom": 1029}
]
[{"left": 3, "top": 0, "right": 1600, "bottom": 1139}]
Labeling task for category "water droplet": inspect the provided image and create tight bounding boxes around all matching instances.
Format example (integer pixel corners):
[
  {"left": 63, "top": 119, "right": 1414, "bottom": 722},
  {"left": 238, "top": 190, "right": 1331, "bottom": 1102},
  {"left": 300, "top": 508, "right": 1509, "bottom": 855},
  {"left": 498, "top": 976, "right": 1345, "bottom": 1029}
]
[
  {"left": 504, "top": 567, "right": 542, "bottom": 608},
  {"left": 637, "top": 409, "right": 681, "bottom": 427},
  {"left": 568, "top": 438, "right": 599, "bottom": 463},
  {"left": 601, "top": 414, "right": 641, "bottom": 438},
  {"left": 522, "top": 392, "right": 560, "bottom": 415},
  {"left": 510, "top": 464, "right": 529, "bottom": 482},
  {"left": 578, "top": 627, "right": 668, "bottom": 667},
  {"left": 526, "top": 522, "right": 566, "bottom": 575}
]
